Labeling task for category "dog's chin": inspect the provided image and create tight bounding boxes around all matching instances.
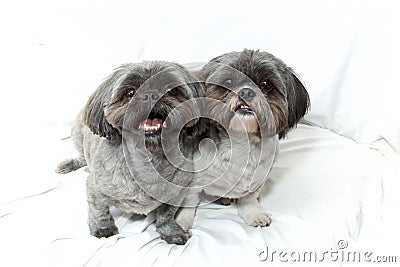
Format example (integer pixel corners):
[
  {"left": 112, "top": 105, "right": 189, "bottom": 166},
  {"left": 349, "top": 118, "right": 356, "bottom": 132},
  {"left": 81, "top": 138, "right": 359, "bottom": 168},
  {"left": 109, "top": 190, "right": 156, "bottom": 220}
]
[
  {"left": 144, "top": 133, "right": 162, "bottom": 148},
  {"left": 228, "top": 104, "right": 259, "bottom": 134}
]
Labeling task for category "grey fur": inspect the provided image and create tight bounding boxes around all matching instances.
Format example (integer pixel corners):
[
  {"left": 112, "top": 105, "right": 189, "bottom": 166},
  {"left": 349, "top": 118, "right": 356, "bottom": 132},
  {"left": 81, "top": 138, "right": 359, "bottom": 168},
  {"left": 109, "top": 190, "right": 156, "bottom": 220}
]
[
  {"left": 56, "top": 61, "right": 204, "bottom": 244},
  {"left": 176, "top": 49, "right": 309, "bottom": 230}
]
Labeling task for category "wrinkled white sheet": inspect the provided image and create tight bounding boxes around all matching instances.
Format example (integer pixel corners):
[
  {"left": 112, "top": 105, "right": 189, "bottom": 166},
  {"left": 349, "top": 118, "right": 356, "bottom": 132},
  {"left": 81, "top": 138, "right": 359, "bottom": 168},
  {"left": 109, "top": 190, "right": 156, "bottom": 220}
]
[{"left": 1, "top": 123, "right": 398, "bottom": 267}]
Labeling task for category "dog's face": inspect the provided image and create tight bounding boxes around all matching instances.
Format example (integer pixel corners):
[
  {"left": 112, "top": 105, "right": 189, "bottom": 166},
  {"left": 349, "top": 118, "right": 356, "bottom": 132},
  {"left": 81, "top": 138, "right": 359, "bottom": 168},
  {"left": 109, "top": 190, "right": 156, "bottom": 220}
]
[
  {"left": 84, "top": 61, "right": 203, "bottom": 149},
  {"left": 201, "top": 49, "right": 310, "bottom": 138}
]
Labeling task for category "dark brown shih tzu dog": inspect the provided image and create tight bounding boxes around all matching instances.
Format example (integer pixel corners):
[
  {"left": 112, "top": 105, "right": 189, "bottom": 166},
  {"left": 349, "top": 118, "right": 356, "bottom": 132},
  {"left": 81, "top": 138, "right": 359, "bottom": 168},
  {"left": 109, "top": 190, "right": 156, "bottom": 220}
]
[
  {"left": 176, "top": 49, "right": 309, "bottom": 230},
  {"left": 56, "top": 61, "right": 204, "bottom": 245}
]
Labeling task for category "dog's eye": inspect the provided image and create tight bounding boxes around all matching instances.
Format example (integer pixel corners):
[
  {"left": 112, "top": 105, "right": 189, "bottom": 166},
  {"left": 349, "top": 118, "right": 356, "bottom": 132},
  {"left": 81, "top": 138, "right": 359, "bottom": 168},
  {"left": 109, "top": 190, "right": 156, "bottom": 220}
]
[
  {"left": 166, "top": 87, "right": 182, "bottom": 96},
  {"left": 126, "top": 89, "right": 136, "bottom": 98},
  {"left": 260, "top": 81, "right": 274, "bottom": 93}
]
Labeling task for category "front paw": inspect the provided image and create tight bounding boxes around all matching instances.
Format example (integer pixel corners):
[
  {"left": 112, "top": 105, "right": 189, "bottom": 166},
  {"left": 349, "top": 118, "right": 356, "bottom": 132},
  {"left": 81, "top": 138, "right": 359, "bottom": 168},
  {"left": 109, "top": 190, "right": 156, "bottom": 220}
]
[
  {"left": 90, "top": 225, "right": 119, "bottom": 238},
  {"left": 157, "top": 221, "right": 191, "bottom": 245},
  {"left": 237, "top": 204, "right": 271, "bottom": 227},
  {"left": 164, "top": 231, "right": 191, "bottom": 245}
]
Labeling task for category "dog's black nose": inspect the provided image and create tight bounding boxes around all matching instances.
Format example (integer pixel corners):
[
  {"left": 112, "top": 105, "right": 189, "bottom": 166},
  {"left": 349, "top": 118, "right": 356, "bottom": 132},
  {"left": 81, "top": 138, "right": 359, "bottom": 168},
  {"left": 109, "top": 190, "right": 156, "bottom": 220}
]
[
  {"left": 142, "top": 92, "right": 159, "bottom": 102},
  {"left": 238, "top": 88, "right": 256, "bottom": 101}
]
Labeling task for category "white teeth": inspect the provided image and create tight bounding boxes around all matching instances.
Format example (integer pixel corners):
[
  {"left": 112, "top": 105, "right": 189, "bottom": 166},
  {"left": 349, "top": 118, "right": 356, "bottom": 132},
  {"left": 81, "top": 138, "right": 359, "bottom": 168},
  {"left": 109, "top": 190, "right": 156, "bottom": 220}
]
[
  {"left": 162, "top": 121, "right": 167, "bottom": 128},
  {"left": 144, "top": 124, "right": 162, "bottom": 131}
]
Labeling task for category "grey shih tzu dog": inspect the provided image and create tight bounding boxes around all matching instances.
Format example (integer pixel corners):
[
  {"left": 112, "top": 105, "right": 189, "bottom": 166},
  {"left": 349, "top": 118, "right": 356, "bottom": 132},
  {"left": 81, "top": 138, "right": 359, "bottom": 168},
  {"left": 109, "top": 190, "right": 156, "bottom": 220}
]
[
  {"left": 56, "top": 61, "right": 204, "bottom": 245},
  {"left": 176, "top": 49, "right": 310, "bottom": 230}
]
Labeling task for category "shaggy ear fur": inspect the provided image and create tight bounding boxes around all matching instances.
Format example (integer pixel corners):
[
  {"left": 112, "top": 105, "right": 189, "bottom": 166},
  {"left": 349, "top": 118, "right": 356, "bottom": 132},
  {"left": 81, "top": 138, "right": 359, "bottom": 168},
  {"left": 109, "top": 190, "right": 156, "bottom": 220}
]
[
  {"left": 279, "top": 70, "right": 310, "bottom": 139},
  {"left": 180, "top": 81, "right": 207, "bottom": 139},
  {"left": 83, "top": 71, "right": 123, "bottom": 144}
]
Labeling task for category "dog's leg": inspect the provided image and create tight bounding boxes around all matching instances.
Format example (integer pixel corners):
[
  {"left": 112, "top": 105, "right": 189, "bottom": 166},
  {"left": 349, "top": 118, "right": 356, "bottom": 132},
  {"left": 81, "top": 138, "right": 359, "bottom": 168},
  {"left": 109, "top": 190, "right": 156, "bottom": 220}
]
[
  {"left": 156, "top": 204, "right": 191, "bottom": 245},
  {"left": 175, "top": 207, "right": 196, "bottom": 231},
  {"left": 237, "top": 189, "right": 271, "bottom": 227},
  {"left": 175, "top": 193, "right": 200, "bottom": 231},
  {"left": 87, "top": 186, "right": 118, "bottom": 238},
  {"left": 55, "top": 156, "right": 87, "bottom": 174}
]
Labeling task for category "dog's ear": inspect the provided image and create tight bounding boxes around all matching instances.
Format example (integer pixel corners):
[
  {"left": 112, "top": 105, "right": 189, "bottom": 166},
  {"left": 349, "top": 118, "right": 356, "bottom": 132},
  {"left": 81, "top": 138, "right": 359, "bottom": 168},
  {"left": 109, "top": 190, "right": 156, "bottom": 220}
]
[
  {"left": 83, "top": 72, "right": 122, "bottom": 143},
  {"left": 280, "top": 70, "right": 310, "bottom": 138}
]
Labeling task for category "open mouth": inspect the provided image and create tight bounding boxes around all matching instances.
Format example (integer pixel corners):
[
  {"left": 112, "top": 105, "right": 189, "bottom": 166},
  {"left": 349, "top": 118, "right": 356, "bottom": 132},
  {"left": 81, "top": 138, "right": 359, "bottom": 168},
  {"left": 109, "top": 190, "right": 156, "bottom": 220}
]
[
  {"left": 138, "top": 110, "right": 167, "bottom": 136},
  {"left": 234, "top": 103, "right": 254, "bottom": 115}
]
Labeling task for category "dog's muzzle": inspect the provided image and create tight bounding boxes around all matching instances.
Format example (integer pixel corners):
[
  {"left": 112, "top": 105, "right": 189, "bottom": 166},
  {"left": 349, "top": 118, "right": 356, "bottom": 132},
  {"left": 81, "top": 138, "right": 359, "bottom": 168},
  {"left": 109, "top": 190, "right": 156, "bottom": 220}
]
[
  {"left": 234, "top": 88, "right": 256, "bottom": 116},
  {"left": 137, "top": 91, "right": 167, "bottom": 136},
  {"left": 238, "top": 88, "right": 256, "bottom": 102}
]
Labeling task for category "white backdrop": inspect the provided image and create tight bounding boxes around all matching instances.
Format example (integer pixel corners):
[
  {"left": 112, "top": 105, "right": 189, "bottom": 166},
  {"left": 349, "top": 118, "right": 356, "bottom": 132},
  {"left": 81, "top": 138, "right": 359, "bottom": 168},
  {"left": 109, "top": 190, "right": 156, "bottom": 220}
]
[
  {"left": 1, "top": 0, "right": 400, "bottom": 207},
  {"left": 1, "top": 0, "right": 399, "bottom": 146},
  {"left": 0, "top": 1, "right": 399, "bottom": 266}
]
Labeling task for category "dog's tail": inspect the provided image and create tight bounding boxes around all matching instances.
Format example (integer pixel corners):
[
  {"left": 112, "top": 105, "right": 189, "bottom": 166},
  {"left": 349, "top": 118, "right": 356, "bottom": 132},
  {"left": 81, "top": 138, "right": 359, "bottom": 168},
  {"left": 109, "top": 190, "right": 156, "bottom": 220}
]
[{"left": 55, "top": 157, "right": 87, "bottom": 174}]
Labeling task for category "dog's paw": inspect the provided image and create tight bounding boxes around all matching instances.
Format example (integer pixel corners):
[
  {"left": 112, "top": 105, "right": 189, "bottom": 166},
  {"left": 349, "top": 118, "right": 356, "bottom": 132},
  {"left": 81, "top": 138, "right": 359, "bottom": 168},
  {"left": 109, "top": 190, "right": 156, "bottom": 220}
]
[
  {"left": 164, "top": 231, "right": 191, "bottom": 245},
  {"left": 237, "top": 204, "right": 271, "bottom": 227},
  {"left": 157, "top": 221, "right": 192, "bottom": 245},
  {"left": 91, "top": 225, "right": 119, "bottom": 238},
  {"left": 175, "top": 217, "right": 193, "bottom": 231}
]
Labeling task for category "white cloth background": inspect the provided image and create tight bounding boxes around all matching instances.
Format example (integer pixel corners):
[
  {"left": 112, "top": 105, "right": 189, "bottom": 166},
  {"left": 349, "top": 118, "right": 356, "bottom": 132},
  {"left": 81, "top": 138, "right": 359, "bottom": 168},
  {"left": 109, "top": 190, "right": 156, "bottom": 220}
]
[{"left": 0, "top": 0, "right": 399, "bottom": 266}]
